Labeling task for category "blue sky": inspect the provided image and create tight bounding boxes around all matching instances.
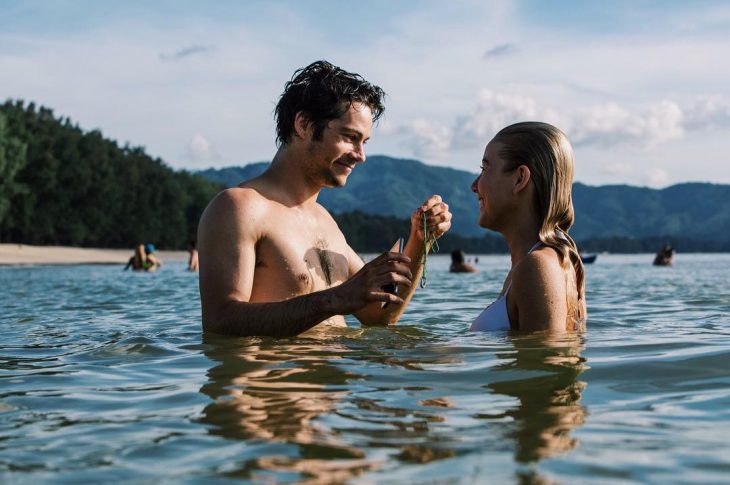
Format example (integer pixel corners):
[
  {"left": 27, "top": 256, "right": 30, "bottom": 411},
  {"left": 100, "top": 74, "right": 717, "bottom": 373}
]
[{"left": 2, "top": 0, "right": 729, "bottom": 187}]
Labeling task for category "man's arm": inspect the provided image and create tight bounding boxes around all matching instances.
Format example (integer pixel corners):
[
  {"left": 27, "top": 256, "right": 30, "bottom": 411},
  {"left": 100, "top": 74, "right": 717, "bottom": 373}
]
[
  {"left": 353, "top": 195, "right": 452, "bottom": 326},
  {"left": 198, "top": 189, "right": 413, "bottom": 337}
]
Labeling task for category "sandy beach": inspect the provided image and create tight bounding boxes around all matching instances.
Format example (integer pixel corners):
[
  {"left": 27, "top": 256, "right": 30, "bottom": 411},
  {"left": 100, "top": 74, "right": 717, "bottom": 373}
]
[{"left": 0, "top": 244, "right": 188, "bottom": 266}]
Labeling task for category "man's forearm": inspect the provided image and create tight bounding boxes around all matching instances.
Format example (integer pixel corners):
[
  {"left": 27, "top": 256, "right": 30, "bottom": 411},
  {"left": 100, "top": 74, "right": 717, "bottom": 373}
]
[{"left": 203, "top": 289, "right": 339, "bottom": 337}]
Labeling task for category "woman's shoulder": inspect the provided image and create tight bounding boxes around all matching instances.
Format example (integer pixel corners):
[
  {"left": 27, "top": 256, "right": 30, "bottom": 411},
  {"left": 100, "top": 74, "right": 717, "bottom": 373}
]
[
  {"left": 509, "top": 245, "right": 570, "bottom": 331},
  {"left": 513, "top": 245, "right": 564, "bottom": 283},
  {"left": 510, "top": 247, "right": 567, "bottom": 307}
]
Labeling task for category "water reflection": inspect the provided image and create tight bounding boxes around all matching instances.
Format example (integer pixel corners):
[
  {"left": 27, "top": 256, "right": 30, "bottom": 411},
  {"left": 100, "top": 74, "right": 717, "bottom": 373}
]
[
  {"left": 483, "top": 334, "right": 587, "bottom": 464},
  {"left": 199, "top": 334, "right": 376, "bottom": 482},
  {"left": 198, "top": 330, "right": 587, "bottom": 481}
]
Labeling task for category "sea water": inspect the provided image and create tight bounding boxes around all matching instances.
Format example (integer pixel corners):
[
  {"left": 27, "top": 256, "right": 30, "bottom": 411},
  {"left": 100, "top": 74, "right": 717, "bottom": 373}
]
[{"left": 1, "top": 254, "right": 729, "bottom": 484}]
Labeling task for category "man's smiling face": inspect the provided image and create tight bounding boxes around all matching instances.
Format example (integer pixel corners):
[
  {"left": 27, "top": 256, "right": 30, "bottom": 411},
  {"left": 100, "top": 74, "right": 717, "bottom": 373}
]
[{"left": 305, "top": 102, "right": 372, "bottom": 188}]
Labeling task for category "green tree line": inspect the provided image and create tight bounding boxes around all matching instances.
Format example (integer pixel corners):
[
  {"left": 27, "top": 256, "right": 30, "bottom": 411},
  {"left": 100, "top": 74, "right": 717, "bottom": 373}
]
[
  {"left": 578, "top": 236, "right": 730, "bottom": 254},
  {"left": 333, "top": 210, "right": 508, "bottom": 253},
  {"left": 335, "top": 210, "right": 730, "bottom": 254},
  {"left": 0, "top": 100, "right": 222, "bottom": 249}
]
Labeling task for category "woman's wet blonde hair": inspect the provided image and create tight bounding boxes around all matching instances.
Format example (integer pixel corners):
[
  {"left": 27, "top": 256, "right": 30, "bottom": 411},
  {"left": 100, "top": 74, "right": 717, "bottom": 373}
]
[{"left": 493, "top": 121, "right": 585, "bottom": 327}]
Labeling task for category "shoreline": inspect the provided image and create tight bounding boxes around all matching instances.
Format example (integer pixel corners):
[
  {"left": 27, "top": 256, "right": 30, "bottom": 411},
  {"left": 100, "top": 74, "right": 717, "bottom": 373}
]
[
  {"left": 0, "top": 244, "right": 188, "bottom": 266},
  {"left": 2, "top": 244, "right": 727, "bottom": 267}
]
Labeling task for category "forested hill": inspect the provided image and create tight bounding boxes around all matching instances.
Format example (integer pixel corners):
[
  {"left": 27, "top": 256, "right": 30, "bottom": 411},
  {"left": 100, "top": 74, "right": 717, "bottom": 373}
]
[
  {"left": 572, "top": 183, "right": 730, "bottom": 241},
  {"left": 199, "top": 160, "right": 730, "bottom": 242},
  {"left": 0, "top": 100, "right": 222, "bottom": 248}
]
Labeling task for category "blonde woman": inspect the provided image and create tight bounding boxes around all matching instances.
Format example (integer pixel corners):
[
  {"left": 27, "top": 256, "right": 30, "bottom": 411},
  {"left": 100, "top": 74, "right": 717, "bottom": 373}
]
[{"left": 470, "top": 122, "right": 586, "bottom": 332}]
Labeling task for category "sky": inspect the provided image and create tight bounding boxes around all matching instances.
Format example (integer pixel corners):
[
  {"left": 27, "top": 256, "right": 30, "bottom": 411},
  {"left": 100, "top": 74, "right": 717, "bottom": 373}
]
[{"left": 1, "top": 0, "right": 729, "bottom": 187}]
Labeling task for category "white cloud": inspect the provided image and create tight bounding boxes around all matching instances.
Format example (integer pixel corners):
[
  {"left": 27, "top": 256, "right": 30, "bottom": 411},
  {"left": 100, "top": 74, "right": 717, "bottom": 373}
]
[
  {"left": 570, "top": 100, "right": 684, "bottom": 147},
  {"left": 186, "top": 134, "right": 220, "bottom": 166},
  {"left": 394, "top": 90, "right": 721, "bottom": 157},
  {"left": 392, "top": 119, "right": 452, "bottom": 159},
  {"left": 601, "top": 162, "right": 634, "bottom": 177},
  {"left": 451, "top": 89, "right": 549, "bottom": 150},
  {"left": 644, "top": 167, "right": 670, "bottom": 187},
  {"left": 683, "top": 95, "right": 730, "bottom": 130}
]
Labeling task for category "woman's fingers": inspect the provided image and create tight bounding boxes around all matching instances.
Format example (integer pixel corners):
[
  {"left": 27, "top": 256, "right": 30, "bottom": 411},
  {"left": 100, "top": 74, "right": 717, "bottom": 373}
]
[
  {"left": 421, "top": 194, "right": 442, "bottom": 211},
  {"left": 426, "top": 201, "right": 449, "bottom": 216}
]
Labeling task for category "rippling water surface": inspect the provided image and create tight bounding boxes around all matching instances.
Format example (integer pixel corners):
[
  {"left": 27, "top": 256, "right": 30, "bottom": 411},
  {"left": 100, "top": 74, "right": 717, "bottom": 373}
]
[{"left": 2, "top": 254, "right": 730, "bottom": 483}]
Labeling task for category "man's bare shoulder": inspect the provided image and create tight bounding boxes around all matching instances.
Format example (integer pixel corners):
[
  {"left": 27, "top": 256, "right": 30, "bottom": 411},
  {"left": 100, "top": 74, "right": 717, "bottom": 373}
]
[
  {"left": 314, "top": 202, "right": 349, "bottom": 237},
  {"left": 314, "top": 202, "right": 338, "bottom": 223},
  {"left": 202, "top": 186, "right": 272, "bottom": 221}
]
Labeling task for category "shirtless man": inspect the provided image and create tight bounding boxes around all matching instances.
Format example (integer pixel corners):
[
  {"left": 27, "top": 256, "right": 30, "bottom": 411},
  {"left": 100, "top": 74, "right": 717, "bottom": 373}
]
[{"left": 198, "top": 60, "right": 452, "bottom": 337}]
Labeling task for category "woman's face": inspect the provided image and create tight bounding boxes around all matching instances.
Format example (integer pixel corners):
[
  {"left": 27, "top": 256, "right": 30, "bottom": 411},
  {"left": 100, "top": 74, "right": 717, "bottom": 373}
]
[{"left": 471, "top": 141, "right": 515, "bottom": 230}]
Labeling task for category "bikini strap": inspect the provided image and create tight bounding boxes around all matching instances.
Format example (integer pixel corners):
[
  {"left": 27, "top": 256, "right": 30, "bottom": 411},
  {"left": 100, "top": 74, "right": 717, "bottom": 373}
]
[
  {"left": 503, "top": 242, "right": 542, "bottom": 297},
  {"left": 527, "top": 241, "right": 543, "bottom": 254}
]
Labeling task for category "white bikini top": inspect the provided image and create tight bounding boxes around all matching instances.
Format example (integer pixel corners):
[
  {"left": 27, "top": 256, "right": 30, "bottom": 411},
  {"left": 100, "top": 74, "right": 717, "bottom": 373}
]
[{"left": 470, "top": 242, "right": 542, "bottom": 332}]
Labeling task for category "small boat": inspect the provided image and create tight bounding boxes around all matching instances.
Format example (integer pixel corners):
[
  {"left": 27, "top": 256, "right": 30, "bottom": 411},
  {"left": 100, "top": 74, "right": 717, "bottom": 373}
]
[{"left": 580, "top": 253, "right": 597, "bottom": 264}]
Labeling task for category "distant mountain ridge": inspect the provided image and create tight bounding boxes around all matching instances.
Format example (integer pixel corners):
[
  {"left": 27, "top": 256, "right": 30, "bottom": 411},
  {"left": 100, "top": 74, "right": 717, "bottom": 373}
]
[
  {"left": 198, "top": 156, "right": 730, "bottom": 242},
  {"left": 4, "top": 99, "right": 726, "bottom": 251}
]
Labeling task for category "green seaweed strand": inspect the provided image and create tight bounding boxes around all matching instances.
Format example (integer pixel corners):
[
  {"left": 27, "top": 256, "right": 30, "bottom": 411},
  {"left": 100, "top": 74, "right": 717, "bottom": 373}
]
[{"left": 420, "top": 211, "right": 439, "bottom": 288}]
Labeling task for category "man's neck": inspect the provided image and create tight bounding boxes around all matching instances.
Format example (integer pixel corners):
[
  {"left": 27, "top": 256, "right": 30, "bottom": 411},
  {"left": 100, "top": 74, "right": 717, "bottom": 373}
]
[{"left": 263, "top": 147, "right": 322, "bottom": 208}]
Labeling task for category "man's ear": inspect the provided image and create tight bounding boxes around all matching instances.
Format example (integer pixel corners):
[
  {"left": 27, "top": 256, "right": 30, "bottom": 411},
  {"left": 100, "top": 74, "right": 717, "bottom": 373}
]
[
  {"left": 293, "top": 111, "right": 311, "bottom": 140},
  {"left": 513, "top": 165, "right": 531, "bottom": 194}
]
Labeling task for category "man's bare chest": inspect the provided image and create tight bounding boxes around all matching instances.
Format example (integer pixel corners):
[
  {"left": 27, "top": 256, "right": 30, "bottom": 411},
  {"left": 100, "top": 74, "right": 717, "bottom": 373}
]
[{"left": 252, "top": 210, "right": 350, "bottom": 295}]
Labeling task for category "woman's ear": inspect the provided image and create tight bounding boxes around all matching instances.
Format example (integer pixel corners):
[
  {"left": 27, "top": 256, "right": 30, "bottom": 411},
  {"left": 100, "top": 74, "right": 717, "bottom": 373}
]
[
  {"left": 293, "top": 111, "right": 311, "bottom": 140},
  {"left": 513, "top": 165, "right": 531, "bottom": 194}
]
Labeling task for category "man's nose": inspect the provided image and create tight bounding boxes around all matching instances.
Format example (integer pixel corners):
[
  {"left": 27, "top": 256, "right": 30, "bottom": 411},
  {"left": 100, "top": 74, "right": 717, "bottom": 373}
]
[
  {"left": 352, "top": 142, "right": 366, "bottom": 163},
  {"left": 471, "top": 175, "right": 479, "bottom": 192}
]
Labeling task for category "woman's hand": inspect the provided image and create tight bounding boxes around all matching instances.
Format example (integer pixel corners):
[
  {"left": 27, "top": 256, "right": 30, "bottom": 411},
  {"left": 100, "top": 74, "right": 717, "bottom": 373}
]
[{"left": 410, "top": 195, "right": 452, "bottom": 243}]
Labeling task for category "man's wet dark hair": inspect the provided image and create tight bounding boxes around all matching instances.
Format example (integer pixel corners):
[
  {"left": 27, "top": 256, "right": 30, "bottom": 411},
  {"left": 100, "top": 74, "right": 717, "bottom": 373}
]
[{"left": 274, "top": 60, "right": 386, "bottom": 146}]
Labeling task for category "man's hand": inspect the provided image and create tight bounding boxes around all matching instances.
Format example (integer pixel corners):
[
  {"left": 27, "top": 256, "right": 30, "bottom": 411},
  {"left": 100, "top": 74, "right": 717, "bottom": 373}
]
[
  {"left": 329, "top": 251, "right": 413, "bottom": 314},
  {"left": 348, "top": 195, "right": 451, "bottom": 327},
  {"left": 410, "top": 195, "right": 452, "bottom": 243}
]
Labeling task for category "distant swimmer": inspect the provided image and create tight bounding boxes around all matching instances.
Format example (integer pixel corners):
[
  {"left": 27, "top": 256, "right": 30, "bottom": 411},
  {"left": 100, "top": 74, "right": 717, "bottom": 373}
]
[
  {"left": 469, "top": 122, "right": 586, "bottom": 333},
  {"left": 197, "top": 60, "right": 452, "bottom": 337},
  {"left": 187, "top": 241, "right": 199, "bottom": 272},
  {"left": 653, "top": 244, "right": 675, "bottom": 266},
  {"left": 144, "top": 243, "right": 163, "bottom": 270},
  {"left": 450, "top": 250, "right": 479, "bottom": 273},
  {"left": 124, "top": 243, "right": 161, "bottom": 272}
]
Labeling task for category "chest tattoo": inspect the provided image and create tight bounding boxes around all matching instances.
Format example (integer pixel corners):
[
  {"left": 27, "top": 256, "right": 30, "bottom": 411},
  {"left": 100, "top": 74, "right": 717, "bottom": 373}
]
[{"left": 315, "top": 238, "right": 333, "bottom": 286}]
